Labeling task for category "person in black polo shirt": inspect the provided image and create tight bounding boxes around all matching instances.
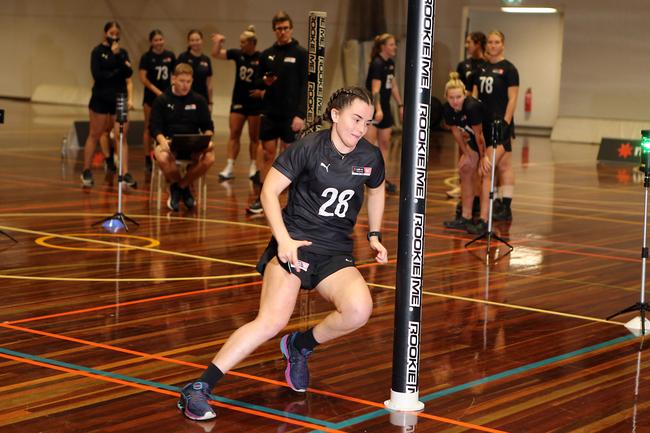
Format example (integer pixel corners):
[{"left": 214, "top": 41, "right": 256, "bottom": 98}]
[
  {"left": 472, "top": 30, "right": 519, "bottom": 226},
  {"left": 176, "top": 87, "right": 387, "bottom": 422},
  {"left": 177, "top": 30, "right": 213, "bottom": 111},
  {"left": 150, "top": 63, "right": 215, "bottom": 211},
  {"left": 364, "top": 33, "right": 404, "bottom": 194},
  {"left": 211, "top": 26, "right": 262, "bottom": 181},
  {"left": 139, "top": 29, "right": 176, "bottom": 172},
  {"left": 246, "top": 10, "right": 308, "bottom": 214},
  {"left": 441, "top": 72, "right": 487, "bottom": 232}
]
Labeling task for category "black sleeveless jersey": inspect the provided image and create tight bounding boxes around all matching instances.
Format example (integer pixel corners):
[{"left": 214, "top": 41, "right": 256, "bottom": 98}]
[
  {"left": 456, "top": 58, "right": 485, "bottom": 92},
  {"left": 177, "top": 51, "right": 212, "bottom": 102},
  {"left": 226, "top": 48, "right": 262, "bottom": 109},
  {"left": 443, "top": 96, "right": 485, "bottom": 151},
  {"left": 90, "top": 43, "right": 132, "bottom": 100},
  {"left": 139, "top": 49, "right": 176, "bottom": 105},
  {"left": 475, "top": 59, "right": 519, "bottom": 119},
  {"left": 273, "top": 129, "right": 385, "bottom": 255},
  {"left": 365, "top": 56, "right": 395, "bottom": 110}
]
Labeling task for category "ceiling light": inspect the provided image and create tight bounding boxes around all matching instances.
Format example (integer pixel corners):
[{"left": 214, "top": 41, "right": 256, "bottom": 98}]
[{"left": 501, "top": 7, "right": 558, "bottom": 13}]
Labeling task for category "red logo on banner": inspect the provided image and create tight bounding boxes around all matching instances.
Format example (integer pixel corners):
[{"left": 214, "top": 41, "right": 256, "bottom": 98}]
[{"left": 618, "top": 142, "right": 633, "bottom": 159}]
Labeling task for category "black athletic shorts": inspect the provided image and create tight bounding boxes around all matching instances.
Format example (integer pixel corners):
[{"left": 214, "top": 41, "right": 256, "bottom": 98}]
[
  {"left": 89, "top": 94, "right": 117, "bottom": 115},
  {"left": 260, "top": 115, "right": 297, "bottom": 144},
  {"left": 143, "top": 94, "right": 156, "bottom": 107},
  {"left": 374, "top": 101, "right": 394, "bottom": 129},
  {"left": 483, "top": 120, "right": 515, "bottom": 152},
  {"left": 256, "top": 237, "right": 355, "bottom": 290},
  {"left": 231, "top": 102, "right": 263, "bottom": 117}
]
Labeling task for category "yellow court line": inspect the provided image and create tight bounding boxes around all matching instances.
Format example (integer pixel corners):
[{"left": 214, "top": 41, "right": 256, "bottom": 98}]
[
  {"left": 0, "top": 212, "right": 269, "bottom": 230},
  {"left": 35, "top": 233, "right": 160, "bottom": 252},
  {"left": 368, "top": 283, "right": 625, "bottom": 326},
  {"left": 0, "top": 272, "right": 260, "bottom": 283},
  {"left": 0, "top": 224, "right": 256, "bottom": 268}
]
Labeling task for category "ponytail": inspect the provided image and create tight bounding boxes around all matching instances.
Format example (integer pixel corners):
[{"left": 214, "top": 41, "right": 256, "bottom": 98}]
[
  {"left": 300, "top": 87, "right": 373, "bottom": 137},
  {"left": 444, "top": 71, "right": 466, "bottom": 97}
]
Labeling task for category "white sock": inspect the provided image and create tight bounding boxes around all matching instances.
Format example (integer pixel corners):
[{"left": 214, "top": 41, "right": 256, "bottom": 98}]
[{"left": 501, "top": 185, "right": 514, "bottom": 198}]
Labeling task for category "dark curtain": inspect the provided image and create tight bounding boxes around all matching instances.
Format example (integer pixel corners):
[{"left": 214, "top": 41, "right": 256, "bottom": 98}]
[{"left": 345, "top": 0, "right": 387, "bottom": 41}]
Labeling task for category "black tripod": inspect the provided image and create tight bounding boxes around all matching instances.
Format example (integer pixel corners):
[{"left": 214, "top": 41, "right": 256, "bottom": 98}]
[
  {"left": 0, "top": 230, "right": 17, "bottom": 243},
  {"left": 465, "top": 119, "right": 513, "bottom": 262},
  {"left": 607, "top": 130, "right": 650, "bottom": 336},
  {"left": 93, "top": 94, "right": 139, "bottom": 232}
]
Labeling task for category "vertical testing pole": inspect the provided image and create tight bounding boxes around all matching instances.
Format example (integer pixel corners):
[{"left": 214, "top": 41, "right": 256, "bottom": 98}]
[{"left": 385, "top": 0, "right": 436, "bottom": 412}]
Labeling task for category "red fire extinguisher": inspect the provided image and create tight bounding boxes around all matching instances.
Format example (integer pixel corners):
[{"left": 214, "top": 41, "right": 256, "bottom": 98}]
[{"left": 524, "top": 87, "right": 532, "bottom": 113}]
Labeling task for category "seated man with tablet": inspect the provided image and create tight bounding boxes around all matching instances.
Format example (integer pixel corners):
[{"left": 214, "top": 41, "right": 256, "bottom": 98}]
[{"left": 150, "top": 63, "right": 215, "bottom": 211}]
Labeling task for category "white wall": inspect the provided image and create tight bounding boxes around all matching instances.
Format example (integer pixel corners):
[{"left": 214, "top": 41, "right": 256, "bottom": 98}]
[
  {"left": 0, "top": 0, "right": 353, "bottom": 115},
  {"left": 467, "top": 9, "right": 563, "bottom": 128},
  {"left": 6, "top": 0, "right": 650, "bottom": 141}
]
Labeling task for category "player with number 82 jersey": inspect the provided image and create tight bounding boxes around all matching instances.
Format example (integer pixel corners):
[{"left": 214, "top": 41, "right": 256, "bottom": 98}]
[{"left": 226, "top": 48, "right": 263, "bottom": 114}]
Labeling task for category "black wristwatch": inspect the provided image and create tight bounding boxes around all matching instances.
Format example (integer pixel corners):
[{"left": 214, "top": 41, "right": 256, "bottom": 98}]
[{"left": 367, "top": 231, "right": 382, "bottom": 242}]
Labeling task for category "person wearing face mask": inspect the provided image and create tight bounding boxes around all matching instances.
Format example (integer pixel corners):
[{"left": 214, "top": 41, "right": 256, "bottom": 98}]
[
  {"left": 364, "top": 33, "right": 404, "bottom": 195},
  {"left": 82, "top": 21, "right": 136, "bottom": 188},
  {"left": 211, "top": 26, "right": 262, "bottom": 181},
  {"left": 139, "top": 29, "right": 176, "bottom": 172},
  {"left": 471, "top": 30, "right": 519, "bottom": 230},
  {"left": 178, "top": 29, "right": 213, "bottom": 111},
  {"left": 246, "top": 10, "right": 308, "bottom": 215},
  {"left": 441, "top": 72, "right": 487, "bottom": 232}
]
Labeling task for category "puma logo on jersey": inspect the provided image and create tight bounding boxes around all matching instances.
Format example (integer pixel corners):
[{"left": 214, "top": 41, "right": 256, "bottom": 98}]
[
  {"left": 166, "top": 103, "right": 175, "bottom": 110},
  {"left": 320, "top": 162, "right": 330, "bottom": 173}
]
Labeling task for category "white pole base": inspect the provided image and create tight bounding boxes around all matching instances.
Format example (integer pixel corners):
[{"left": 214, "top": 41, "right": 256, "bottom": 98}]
[
  {"left": 624, "top": 316, "right": 650, "bottom": 336},
  {"left": 389, "top": 410, "right": 419, "bottom": 428},
  {"left": 384, "top": 390, "right": 425, "bottom": 412}
]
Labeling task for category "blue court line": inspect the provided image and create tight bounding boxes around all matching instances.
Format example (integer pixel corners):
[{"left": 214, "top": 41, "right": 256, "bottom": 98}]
[
  {"left": 0, "top": 347, "right": 339, "bottom": 430},
  {"left": 308, "top": 333, "right": 635, "bottom": 432}
]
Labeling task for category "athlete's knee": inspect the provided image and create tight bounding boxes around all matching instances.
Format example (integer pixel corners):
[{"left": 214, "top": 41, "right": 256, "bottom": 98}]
[
  {"left": 458, "top": 160, "right": 474, "bottom": 177},
  {"left": 342, "top": 297, "right": 373, "bottom": 330},
  {"left": 201, "top": 149, "right": 215, "bottom": 166},
  {"left": 255, "top": 314, "right": 290, "bottom": 339},
  {"left": 262, "top": 144, "right": 276, "bottom": 163}
]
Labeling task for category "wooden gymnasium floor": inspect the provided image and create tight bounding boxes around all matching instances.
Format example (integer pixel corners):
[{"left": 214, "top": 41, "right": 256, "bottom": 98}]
[{"left": 0, "top": 99, "right": 648, "bottom": 433}]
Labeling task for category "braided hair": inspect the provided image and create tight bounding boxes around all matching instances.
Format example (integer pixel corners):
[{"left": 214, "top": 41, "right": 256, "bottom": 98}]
[{"left": 300, "top": 86, "right": 373, "bottom": 137}]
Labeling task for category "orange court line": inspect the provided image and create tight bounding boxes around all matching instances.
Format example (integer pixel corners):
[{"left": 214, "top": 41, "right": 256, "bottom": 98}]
[
  {"left": 1, "top": 322, "right": 507, "bottom": 432},
  {"left": 0, "top": 352, "right": 346, "bottom": 433},
  {"left": 377, "top": 222, "right": 639, "bottom": 264},
  {"left": 5, "top": 280, "right": 262, "bottom": 325},
  {"left": 6, "top": 243, "right": 491, "bottom": 326},
  {"left": 520, "top": 244, "right": 639, "bottom": 263}
]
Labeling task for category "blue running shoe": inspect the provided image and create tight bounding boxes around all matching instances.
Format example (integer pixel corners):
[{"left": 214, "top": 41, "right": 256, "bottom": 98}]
[
  {"left": 177, "top": 381, "right": 216, "bottom": 421},
  {"left": 280, "top": 332, "right": 312, "bottom": 392}
]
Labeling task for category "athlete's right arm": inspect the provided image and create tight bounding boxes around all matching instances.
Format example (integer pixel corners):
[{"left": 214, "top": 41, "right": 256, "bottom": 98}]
[
  {"left": 261, "top": 168, "right": 311, "bottom": 269},
  {"left": 210, "top": 34, "right": 227, "bottom": 59},
  {"left": 371, "top": 79, "right": 383, "bottom": 123},
  {"left": 138, "top": 69, "right": 161, "bottom": 96}
]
